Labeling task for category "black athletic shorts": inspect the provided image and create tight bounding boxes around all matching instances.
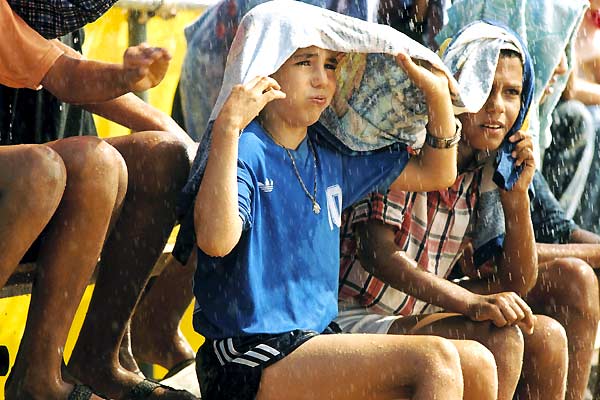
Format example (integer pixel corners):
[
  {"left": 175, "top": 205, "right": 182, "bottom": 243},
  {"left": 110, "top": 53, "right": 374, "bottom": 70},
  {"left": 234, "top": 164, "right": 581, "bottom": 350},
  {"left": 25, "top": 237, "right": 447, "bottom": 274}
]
[{"left": 196, "top": 322, "right": 341, "bottom": 400}]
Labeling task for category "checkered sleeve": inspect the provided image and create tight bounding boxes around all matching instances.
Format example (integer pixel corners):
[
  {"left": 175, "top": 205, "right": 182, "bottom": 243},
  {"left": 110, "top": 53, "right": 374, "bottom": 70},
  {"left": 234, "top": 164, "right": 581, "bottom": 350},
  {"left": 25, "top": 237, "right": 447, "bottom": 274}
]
[
  {"left": 349, "top": 191, "right": 408, "bottom": 230},
  {"left": 8, "top": 0, "right": 118, "bottom": 38}
]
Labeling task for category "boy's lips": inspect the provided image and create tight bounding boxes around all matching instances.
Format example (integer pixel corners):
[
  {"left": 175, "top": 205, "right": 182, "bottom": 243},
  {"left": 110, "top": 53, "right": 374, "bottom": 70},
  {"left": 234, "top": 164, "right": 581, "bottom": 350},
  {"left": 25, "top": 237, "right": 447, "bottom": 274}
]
[
  {"left": 309, "top": 95, "right": 328, "bottom": 106},
  {"left": 480, "top": 121, "right": 504, "bottom": 136}
]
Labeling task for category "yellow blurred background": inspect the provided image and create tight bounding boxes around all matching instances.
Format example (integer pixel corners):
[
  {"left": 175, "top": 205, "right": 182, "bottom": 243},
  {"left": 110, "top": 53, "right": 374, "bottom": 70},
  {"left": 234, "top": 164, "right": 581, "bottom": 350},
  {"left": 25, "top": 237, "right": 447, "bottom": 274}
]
[{"left": 0, "top": 7, "right": 206, "bottom": 398}]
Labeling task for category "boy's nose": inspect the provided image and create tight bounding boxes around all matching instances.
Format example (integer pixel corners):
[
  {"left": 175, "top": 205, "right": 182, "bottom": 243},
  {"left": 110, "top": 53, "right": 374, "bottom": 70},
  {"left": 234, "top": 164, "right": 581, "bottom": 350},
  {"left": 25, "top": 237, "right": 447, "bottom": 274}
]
[
  {"left": 311, "top": 67, "right": 328, "bottom": 87},
  {"left": 485, "top": 92, "right": 505, "bottom": 114}
]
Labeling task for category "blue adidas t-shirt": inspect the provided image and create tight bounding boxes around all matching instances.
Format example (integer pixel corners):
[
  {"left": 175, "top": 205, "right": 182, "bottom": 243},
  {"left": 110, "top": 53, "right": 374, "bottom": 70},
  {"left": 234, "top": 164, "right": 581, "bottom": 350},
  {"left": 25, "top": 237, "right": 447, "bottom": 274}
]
[{"left": 193, "top": 120, "right": 409, "bottom": 339}]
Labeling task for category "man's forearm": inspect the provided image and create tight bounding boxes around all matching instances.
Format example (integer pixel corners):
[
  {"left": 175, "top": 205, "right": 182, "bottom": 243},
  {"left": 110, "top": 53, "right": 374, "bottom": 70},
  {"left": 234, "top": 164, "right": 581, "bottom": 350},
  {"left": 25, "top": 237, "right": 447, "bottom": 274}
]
[
  {"left": 42, "top": 55, "right": 134, "bottom": 104},
  {"left": 81, "top": 94, "right": 192, "bottom": 144}
]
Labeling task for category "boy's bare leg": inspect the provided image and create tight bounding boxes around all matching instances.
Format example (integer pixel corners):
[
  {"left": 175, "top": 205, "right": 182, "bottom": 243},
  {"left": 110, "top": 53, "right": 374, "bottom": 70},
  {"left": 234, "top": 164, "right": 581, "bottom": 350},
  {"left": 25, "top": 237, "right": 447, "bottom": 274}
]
[
  {"left": 129, "top": 253, "right": 196, "bottom": 371},
  {"left": 0, "top": 145, "right": 66, "bottom": 287},
  {"left": 525, "top": 258, "right": 600, "bottom": 400},
  {"left": 447, "top": 339, "right": 498, "bottom": 400},
  {"left": 390, "top": 314, "right": 527, "bottom": 400},
  {"left": 256, "top": 334, "right": 467, "bottom": 400},
  {"left": 516, "top": 315, "right": 568, "bottom": 399},
  {"left": 68, "top": 132, "right": 191, "bottom": 398},
  {"left": 5, "top": 137, "right": 126, "bottom": 400}
]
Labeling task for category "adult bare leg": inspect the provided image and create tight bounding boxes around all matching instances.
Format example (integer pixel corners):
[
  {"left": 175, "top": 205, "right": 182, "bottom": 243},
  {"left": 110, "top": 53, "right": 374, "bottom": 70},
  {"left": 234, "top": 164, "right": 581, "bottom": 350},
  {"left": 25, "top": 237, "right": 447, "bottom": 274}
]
[
  {"left": 6, "top": 137, "right": 125, "bottom": 400},
  {"left": 526, "top": 258, "right": 600, "bottom": 400},
  {"left": 0, "top": 145, "right": 66, "bottom": 287},
  {"left": 68, "top": 132, "right": 191, "bottom": 399},
  {"left": 256, "top": 334, "right": 466, "bottom": 400},
  {"left": 130, "top": 253, "right": 196, "bottom": 371}
]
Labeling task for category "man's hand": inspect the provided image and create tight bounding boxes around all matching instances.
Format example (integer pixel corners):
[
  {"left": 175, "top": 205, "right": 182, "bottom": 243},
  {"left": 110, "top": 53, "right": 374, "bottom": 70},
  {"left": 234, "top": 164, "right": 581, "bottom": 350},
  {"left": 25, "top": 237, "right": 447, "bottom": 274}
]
[
  {"left": 122, "top": 43, "right": 172, "bottom": 92},
  {"left": 465, "top": 291, "right": 536, "bottom": 335}
]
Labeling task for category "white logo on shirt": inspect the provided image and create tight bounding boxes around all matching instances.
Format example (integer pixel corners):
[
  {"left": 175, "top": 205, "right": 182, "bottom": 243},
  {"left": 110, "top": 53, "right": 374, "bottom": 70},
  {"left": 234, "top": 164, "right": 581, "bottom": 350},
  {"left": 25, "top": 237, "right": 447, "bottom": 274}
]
[
  {"left": 326, "top": 185, "right": 343, "bottom": 230},
  {"left": 258, "top": 178, "right": 274, "bottom": 193}
]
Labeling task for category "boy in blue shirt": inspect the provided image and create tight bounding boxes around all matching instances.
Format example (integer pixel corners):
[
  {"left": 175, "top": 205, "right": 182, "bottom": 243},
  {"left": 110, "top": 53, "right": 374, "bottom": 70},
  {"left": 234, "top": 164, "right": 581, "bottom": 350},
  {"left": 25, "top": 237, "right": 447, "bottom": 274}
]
[{"left": 182, "top": 3, "right": 507, "bottom": 398}]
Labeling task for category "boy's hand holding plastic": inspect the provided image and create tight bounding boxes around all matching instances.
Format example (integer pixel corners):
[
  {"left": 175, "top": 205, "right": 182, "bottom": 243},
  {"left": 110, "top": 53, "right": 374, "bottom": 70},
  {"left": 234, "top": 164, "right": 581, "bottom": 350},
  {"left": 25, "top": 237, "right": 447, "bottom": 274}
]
[
  {"left": 215, "top": 76, "right": 285, "bottom": 135},
  {"left": 505, "top": 130, "right": 536, "bottom": 194},
  {"left": 122, "top": 43, "right": 172, "bottom": 92}
]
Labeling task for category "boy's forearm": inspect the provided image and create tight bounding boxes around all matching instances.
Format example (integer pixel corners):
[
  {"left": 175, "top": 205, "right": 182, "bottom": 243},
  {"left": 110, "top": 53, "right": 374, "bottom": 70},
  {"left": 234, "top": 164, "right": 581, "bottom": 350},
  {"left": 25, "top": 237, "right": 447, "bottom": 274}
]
[
  {"left": 537, "top": 242, "right": 600, "bottom": 268},
  {"left": 358, "top": 222, "right": 475, "bottom": 314},
  {"left": 194, "top": 120, "right": 242, "bottom": 257},
  {"left": 570, "top": 228, "right": 600, "bottom": 244},
  {"left": 498, "top": 191, "right": 538, "bottom": 295},
  {"left": 420, "top": 92, "right": 458, "bottom": 186},
  {"left": 380, "top": 254, "right": 476, "bottom": 314},
  {"left": 391, "top": 92, "right": 457, "bottom": 192},
  {"left": 42, "top": 55, "right": 134, "bottom": 104}
]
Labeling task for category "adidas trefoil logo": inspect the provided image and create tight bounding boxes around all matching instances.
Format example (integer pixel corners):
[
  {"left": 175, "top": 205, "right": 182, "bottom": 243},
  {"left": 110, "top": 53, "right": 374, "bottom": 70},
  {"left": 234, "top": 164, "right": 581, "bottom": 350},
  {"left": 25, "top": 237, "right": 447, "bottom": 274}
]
[{"left": 258, "top": 178, "right": 274, "bottom": 193}]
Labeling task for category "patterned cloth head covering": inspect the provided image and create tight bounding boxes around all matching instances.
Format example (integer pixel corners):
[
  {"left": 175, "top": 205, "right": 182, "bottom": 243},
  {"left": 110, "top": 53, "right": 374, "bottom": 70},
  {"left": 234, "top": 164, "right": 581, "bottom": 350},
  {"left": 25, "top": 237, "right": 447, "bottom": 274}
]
[
  {"left": 180, "top": 0, "right": 378, "bottom": 141},
  {"left": 437, "top": 0, "right": 588, "bottom": 166},
  {"left": 440, "top": 20, "right": 534, "bottom": 189},
  {"left": 7, "top": 0, "right": 118, "bottom": 38},
  {"left": 173, "top": 0, "right": 462, "bottom": 263},
  {"left": 440, "top": 20, "right": 535, "bottom": 265}
]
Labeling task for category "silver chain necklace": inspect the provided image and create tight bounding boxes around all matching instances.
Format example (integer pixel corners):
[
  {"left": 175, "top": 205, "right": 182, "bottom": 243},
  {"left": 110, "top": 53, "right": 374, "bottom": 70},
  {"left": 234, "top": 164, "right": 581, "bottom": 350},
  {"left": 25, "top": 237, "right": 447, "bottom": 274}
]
[{"left": 264, "top": 127, "right": 321, "bottom": 214}]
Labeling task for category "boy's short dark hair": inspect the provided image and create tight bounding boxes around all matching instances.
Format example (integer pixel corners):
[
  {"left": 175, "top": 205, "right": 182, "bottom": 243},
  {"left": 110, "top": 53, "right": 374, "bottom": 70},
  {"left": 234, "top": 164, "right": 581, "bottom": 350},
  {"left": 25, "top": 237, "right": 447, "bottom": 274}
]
[{"left": 500, "top": 48, "right": 522, "bottom": 62}]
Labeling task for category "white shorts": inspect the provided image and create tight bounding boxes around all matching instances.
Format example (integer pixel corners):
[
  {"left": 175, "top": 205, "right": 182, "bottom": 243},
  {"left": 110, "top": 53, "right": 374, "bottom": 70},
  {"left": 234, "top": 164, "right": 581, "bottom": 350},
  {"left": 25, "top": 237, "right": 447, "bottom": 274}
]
[
  {"left": 334, "top": 307, "right": 402, "bottom": 334},
  {"left": 335, "top": 304, "right": 459, "bottom": 335}
]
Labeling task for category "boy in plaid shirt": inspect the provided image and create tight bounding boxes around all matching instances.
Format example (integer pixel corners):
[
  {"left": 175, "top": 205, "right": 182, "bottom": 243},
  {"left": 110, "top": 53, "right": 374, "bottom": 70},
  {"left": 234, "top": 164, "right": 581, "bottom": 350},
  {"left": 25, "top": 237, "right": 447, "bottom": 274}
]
[{"left": 337, "top": 21, "right": 591, "bottom": 399}]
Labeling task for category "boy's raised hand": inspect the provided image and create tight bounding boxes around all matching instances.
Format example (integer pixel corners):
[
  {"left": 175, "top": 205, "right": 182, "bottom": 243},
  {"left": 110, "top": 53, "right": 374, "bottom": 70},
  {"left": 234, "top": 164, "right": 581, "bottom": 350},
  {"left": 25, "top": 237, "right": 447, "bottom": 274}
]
[
  {"left": 507, "top": 130, "right": 536, "bottom": 193},
  {"left": 122, "top": 43, "right": 172, "bottom": 92},
  {"left": 395, "top": 53, "right": 452, "bottom": 99},
  {"left": 216, "top": 76, "right": 286, "bottom": 134}
]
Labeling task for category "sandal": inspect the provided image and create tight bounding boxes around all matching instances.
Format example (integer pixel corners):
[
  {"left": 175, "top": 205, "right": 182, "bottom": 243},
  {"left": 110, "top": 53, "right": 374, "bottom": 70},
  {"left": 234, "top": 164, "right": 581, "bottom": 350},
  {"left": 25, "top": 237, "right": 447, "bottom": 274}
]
[
  {"left": 124, "top": 379, "right": 198, "bottom": 399},
  {"left": 68, "top": 384, "right": 108, "bottom": 400}
]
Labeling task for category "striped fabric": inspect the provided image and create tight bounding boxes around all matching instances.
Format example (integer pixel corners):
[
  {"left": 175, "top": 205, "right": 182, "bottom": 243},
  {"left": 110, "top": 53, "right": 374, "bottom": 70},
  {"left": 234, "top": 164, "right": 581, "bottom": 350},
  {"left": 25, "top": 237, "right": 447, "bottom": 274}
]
[
  {"left": 212, "top": 338, "right": 282, "bottom": 368},
  {"left": 339, "top": 168, "right": 483, "bottom": 316}
]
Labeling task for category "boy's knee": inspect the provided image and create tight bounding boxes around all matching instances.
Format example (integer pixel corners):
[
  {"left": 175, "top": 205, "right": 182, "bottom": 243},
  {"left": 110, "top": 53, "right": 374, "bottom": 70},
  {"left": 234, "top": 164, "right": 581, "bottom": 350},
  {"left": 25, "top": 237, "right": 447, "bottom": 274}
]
[
  {"left": 551, "top": 258, "right": 600, "bottom": 317},
  {"left": 457, "top": 340, "right": 498, "bottom": 395},
  {"left": 413, "top": 337, "right": 462, "bottom": 381},
  {"left": 479, "top": 323, "right": 524, "bottom": 357},
  {"left": 527, "top": 316, "right": 568, "bottom": 360},
  {"left": 459, "top": 340, "right": 497, "bottom": 375}
]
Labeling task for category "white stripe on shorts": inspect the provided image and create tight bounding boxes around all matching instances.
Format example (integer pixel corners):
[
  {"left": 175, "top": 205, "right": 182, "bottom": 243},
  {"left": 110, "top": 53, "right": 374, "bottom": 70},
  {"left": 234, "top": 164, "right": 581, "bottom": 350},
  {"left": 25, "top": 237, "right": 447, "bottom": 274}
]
[{"left": 255, "top": 344, "right": 281, "bottom": 356}]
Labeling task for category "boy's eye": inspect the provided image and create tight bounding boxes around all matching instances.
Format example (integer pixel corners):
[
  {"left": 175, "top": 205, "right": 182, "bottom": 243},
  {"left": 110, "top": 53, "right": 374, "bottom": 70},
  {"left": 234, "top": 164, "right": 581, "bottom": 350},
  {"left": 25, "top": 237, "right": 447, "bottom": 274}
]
[
  {"left": 296, "top": 60, "right": 311, "bottom": 66},
  {"left": 506, "top": 88, "right": 522, "bottom": 96},
  {"left": 325, "top": 63, "right": 337, "bottom": 70}
]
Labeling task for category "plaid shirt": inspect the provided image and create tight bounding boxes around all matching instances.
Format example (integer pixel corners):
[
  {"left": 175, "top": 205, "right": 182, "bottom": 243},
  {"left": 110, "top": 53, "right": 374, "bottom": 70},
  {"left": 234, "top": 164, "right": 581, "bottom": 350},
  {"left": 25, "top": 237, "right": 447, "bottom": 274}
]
[
  {"left": 339, "top": 168, "right": 483, "bottom": 316},
  {"left": 8, "top": 0, "right": 118, "bottom": 38}
]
